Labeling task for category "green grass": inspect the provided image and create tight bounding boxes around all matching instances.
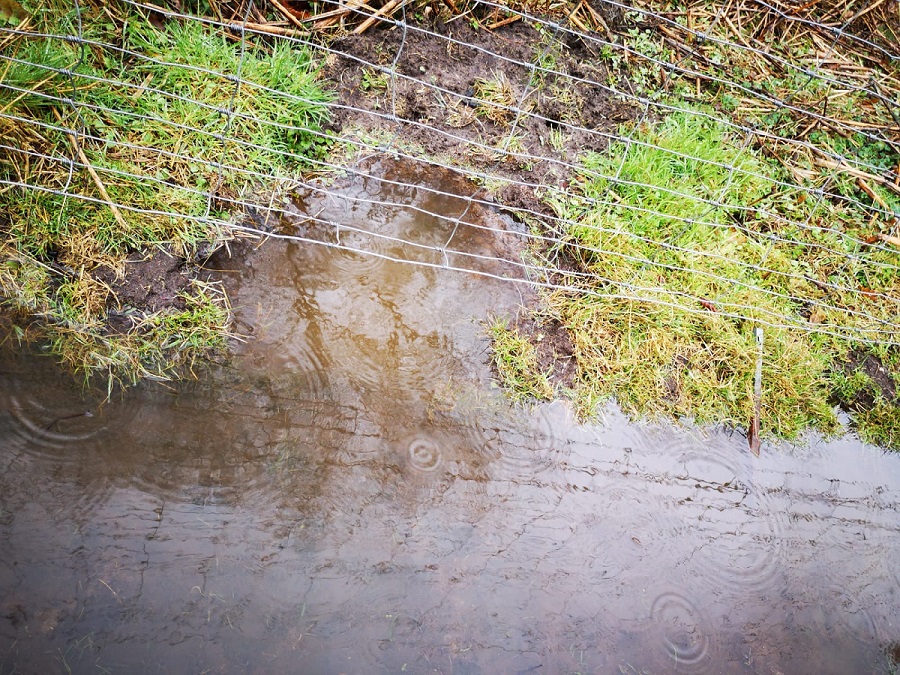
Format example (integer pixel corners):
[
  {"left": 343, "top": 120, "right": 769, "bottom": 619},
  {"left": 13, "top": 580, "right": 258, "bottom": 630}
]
[
  {"left": 43, "top": 280, "right": 231, "bottom": 394},
  {"left": 0, "top": 0, "right": 332, "bottom": 387},
  {"left": 491, "top": 107, "right": 900, "bottom": 447},
  {"left": 545, "top": 0, "right": 900, "bottom": 448},
  {"left": 487, "top": 317, "right": 554, "bottom": 404},
  {"left": 472, "top": 71, "right": 517, "bottom": 126},
  {"left": 616, "top": 0, "right": 900, "bottom": 222}
]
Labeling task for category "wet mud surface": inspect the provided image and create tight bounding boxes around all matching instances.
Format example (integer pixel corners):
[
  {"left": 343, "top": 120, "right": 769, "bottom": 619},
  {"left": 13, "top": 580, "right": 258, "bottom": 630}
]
[
  {"left": 836, "top": 350, "right": 900, "bottom": 411},
  {"left": 325, "top": 17, "right": 639, "bottom": 205},
  {"left": 2, "top": 163, "right": 900, "bottom": 674},
  {"left": 3, "top": 17, "right": 640, "bottom": 355},
  {"left": 96, "top": 249, "right": 193, "bottom": 317}
]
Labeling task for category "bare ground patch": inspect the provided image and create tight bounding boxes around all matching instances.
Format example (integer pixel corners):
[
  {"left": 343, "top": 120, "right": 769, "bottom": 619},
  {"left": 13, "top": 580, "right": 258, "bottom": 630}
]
[{"left": 323, "top": 17, "right": 639, "bottom": 200}]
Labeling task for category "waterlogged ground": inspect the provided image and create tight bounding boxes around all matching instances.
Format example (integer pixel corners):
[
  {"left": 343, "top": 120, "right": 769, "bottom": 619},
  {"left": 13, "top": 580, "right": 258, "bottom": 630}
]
[{"left": 2, "top": 162, "right": 900, "bottom": 674}]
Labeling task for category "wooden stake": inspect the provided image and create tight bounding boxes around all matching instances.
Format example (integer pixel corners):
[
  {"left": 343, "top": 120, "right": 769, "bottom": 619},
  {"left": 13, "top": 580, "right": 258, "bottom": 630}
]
[{"left": 748, "top": 327, "right": 763, "bottom": 457}]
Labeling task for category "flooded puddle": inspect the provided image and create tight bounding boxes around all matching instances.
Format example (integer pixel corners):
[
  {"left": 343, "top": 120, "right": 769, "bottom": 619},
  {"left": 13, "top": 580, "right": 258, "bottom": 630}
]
[{"left": 2, "top": 161, "right": 899, "bottom": 673}]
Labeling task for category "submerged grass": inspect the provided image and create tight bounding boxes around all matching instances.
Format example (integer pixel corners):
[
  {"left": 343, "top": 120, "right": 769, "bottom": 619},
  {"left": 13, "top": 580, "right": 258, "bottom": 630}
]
[
  {"left": 491, "top": 107, "right": 900, "bottom": 447},
  {"left": 42, "top": 280, "right": 231, "bottom": 389},
  {"left": 0, "top": 0, "right": 332, "bottom": 387}
]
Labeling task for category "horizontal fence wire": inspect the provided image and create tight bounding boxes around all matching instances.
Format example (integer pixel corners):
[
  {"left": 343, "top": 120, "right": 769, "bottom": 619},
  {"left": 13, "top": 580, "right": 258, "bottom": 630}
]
[{"left": 1, "top": 0, "right": 899, "bottom": 345}]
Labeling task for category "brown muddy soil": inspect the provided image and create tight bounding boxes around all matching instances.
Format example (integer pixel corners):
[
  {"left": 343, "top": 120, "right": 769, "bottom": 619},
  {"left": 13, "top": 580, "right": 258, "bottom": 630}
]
[
  {"left": 72, "top": 18, "right": 640, "bottom": 337},
  {"left": 836, "top": 350, "right": 900, "bottom": 410},
  {"left": 514, "top": 313, "right": 578, "bottom": 390},
  {"left": 323, "top": 17, "right": 640, "bottom": 217},
  {"left": 89, "top": 246, "right": 226, "bottom": 338},
  {"left": 96, "top": 250, "right": 190, "bottom": 315}
]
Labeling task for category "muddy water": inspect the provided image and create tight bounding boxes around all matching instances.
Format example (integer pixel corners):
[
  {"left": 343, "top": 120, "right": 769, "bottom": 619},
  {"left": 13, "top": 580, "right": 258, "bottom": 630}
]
[{"left": 2, "top": 161, "right": 900, "bottom": 674}]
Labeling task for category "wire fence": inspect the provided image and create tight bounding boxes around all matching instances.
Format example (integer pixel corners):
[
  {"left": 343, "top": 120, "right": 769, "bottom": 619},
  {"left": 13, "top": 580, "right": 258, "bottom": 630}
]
[{"left": 1, "top": 0, "right": 899, "bottom": 349}]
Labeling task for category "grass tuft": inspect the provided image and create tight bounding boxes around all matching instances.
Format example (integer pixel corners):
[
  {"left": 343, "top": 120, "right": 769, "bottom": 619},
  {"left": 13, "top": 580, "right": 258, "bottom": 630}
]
[
  {"left": 491, "top": 106, "right": 900, "bottom": 447},
  {"left": 0, "top": 0, "right": 332, "bottom": 388},
  {"left": 47, "top": 280, "right": 231, "bottom": 392},
  {"left": 473, "top": 71, "right": 516, "bottom": 127},
  {"left": 487, "top": 317, "right": 554, "bottom": 403}
]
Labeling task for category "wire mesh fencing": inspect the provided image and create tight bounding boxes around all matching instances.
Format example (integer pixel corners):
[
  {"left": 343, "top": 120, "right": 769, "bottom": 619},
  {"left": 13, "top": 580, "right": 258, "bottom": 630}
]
[{"left": 1, "top": 0, "right": 899, "bottom": 439}]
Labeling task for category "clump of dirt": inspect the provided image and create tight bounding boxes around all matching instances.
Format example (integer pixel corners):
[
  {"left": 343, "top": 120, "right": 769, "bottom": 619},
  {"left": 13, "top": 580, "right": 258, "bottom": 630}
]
[
  {"left": 499, "top": 313, "right": 577, "bottom": 391},
  {"left": 835, "top": 350, "right": 899, "bottom": 409},
  {"left": 91, "top": 246, "right": 227, "bottom": 338},
  {"left": 98, "top": 251, "right": 191, "bottom": 315}
]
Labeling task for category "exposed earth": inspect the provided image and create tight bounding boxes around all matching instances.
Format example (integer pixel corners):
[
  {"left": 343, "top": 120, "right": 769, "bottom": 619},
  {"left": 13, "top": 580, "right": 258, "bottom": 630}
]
[
  {"left": 4, "top": 9, "right": 897, "bottom": 434},
  {"left": 322, "top": 14, "right": 637, "bottom": 207},
  {"left": 93, "top": 14, "right": 639, "bottom": 336}
]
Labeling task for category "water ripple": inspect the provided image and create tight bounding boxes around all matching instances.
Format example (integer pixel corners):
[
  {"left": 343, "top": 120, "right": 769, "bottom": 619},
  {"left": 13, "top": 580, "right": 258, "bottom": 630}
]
[
  {"left": 406, "top": 435, "right": 442, "bottom": 473},
  {"left": 823, "top": 591, "right": 886, "bottom": 646},
  {"left": 670, "top": 437, "right": 787, "bottom": 595},
  {"left": 2, "top": 372, "right": 139, "bottom": 459},
  {"left": 650, "top": 590, "right": 711, "bottom": 670}
]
